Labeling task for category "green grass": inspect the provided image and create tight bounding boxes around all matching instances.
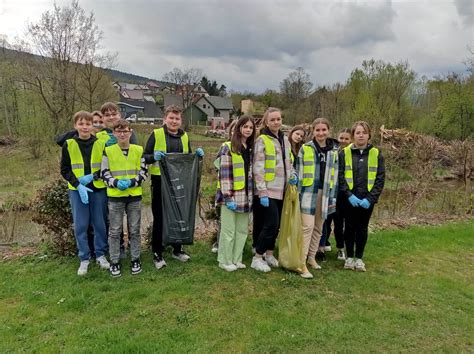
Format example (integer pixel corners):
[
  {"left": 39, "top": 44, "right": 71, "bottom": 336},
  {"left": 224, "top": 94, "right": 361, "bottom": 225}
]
[{"left": 0, "top": 221, "right": 473, "bottom": 352}]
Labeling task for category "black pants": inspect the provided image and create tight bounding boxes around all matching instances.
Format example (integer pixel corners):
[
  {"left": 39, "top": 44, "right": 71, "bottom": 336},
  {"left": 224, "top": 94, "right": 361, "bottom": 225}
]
[
  {"left": 343, "top": 203, "right": 374, "bottom": 259},
  {"left": 151, "top": 176, "right": 181, "bottom": 255},
  {"left": 324, "top": 205, "right": 345, "bottom": 249},
  {"left": 252, "top": 196, "right": 263, "bottom": 248},
  {"left": 255, "top": 198, "right": 283, "bottom": 255}
]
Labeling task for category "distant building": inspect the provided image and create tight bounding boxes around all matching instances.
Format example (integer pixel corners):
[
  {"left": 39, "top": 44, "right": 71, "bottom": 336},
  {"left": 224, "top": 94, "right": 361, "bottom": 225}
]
[
  {"left": 121, "top": 89, "right": 145, "bottom": 100},
  {"left": 182, "top": 95, "right": 234, "bottom": 126},
  {"left": 118, "top": 98, "right": 163, "bottom": 118}
]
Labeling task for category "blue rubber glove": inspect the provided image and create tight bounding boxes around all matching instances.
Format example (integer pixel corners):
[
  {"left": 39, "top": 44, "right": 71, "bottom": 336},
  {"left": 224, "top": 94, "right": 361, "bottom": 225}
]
[
  {"left": 226, "top": 201, "right": 237, "bottom": 211},
  {"left": 78, "top": 174, "right": 93, "bottom": 186},
  {"left": 105, "top": 135, "right": 117, "bottom": 147},
  {"left": 77, "top": 184, "right": 93, "bottom": 204},
  {"left": 117, "top": 179, "right": 131, "bottom": 191},
  {"left": 360, "top": 198, "right": 371, "bottom": 209},
  {"left": 348, "top": 195, "right": 362, "bottom": 207},
  {"left": 154, "top": 151, "right": 166, "bottom": 161},
  {"left": 196, "top": 148, "right": 204, "bottom": 157},
  {"left": 289, "top": 173, "right": 298, "bottom": 185},
  {"left": 260, "top": 197, "right": 269, "bottom": 207}
]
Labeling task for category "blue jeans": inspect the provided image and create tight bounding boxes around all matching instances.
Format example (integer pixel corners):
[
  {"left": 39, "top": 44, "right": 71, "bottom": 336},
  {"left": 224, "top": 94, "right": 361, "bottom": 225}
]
[
  {"left": 108, "top": 200, "right": 141, "bottom": 263},
  {"left": 69, "top": 189, "right": 108, "bottom": 261}
]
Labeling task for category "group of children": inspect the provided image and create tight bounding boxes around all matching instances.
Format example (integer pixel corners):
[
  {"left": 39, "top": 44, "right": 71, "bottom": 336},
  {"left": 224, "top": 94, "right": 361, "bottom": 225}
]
[
  {"left": 61, "top": 103, "right": 384, "bottom": 279},
  {"left": 214, "top": 108, "right": 385, "bottom": 278},
  {"left": 60, "top": 103, "right": 203, "bottom": 276}
]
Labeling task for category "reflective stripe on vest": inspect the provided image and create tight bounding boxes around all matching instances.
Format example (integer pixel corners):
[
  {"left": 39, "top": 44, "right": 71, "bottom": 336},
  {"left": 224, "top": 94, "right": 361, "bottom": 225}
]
[
  {"left": 216, "top": 142, "right": 245, "bottom": 191},
  {"left": 105, "top": 144, "right": 143, "bottom": 197},
  {"left": 301, "top": 145, "right": 315, "bottom": 187},
  {"left": 149, "top": 127, "right": 189, "bottom": 175},
  {"left": 259, "top": 135, "right": 276, "bottom": 182},
  {"left": 344, "top": 145, "right": 379, "bottom": 192},
  {"left": 66, "top": 139, "right": 106, "bottom": 190}
]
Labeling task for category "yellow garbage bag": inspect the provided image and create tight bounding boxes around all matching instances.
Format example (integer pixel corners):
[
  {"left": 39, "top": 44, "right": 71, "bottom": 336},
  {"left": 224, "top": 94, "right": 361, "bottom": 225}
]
[{"left": 278, "top": 184, "right": 305, "bottom": 273}]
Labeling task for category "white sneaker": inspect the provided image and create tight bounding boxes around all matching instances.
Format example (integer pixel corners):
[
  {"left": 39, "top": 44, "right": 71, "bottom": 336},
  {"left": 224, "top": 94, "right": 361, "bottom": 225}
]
[
  {"left": 324, "top": 245, "right": 332, "bottom": 252},
  {"left": 251, "top": 256, "right": 271, "bottom": 272},
  {"left": 307, "top": 257, "right": 322, "bottom": 270},
  {"left": 96, "top": 256, "right": 110, "bottom": 270},
  {"left": 300, "top": 270, "right": 314, "bottom": 279},
  {"left": 172, "top": 251, "right": 190, "bottom": 262},
  {"left": 77, "top": 260, "right": 89, "bottom": 276},
  {"left": 344, "top": 257, "right": 355, "bottom": 270},
  {"left": 153, "top": 254, "right": 167, "bottom": 270},
  {"left": 337, "top": 249, "right": 346, "bottom": 260},
  {"left": 211, "top": 242, "right": 218, "bottom": 253},
  {"left": 219, "top": 263, "right": 237, "bottom": 272},
  {"left": 354, "top": 258, "right": 366, "bottom": 272},
  {"left": 235, "top": 262, "right": 246, "bottom": 269},
  {"left": 265, "top": 255, "right": 279, "bottom": 268}
]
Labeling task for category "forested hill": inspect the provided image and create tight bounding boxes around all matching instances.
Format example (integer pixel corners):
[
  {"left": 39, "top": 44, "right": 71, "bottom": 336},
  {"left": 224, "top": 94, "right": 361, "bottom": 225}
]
[{"left": 0, "top": 46, "right": 158, "bottom": 84}]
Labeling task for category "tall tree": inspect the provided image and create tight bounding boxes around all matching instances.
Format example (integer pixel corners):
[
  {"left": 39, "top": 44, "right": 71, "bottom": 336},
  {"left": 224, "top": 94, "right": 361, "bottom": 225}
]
[
  {"left": 280, "top": 67, "right": 313, "bottom": 102},
  {"left": 163, "top": 67, "right": 203, "bottom": 108}
]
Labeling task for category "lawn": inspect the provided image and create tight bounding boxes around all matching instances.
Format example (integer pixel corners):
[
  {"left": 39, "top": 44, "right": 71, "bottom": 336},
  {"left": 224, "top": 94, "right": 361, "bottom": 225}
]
[{"left": 0, "top": 221, "right": 472, "bottom": 352}]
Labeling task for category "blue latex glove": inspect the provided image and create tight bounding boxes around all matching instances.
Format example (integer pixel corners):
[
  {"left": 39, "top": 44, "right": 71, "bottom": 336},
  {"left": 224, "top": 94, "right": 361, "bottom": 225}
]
[
  {"left": 289, "top": 173, "right": 298, "bottom": 185},
  {"left": 154, "top": 151, "right": 166, "bottom": 161},
  {"left": 77, "top": 184, "right": 93, "bottom": 204},
  {"left": 226, "top": 201, "right": 237, "bottom": 211},
  {"left": 360, "top": 198, "right": 371, "bottom": 209},
  {"left": 78, "top": 174, "right": 93, "bottom": 186},
  {"left": 260, "top": 197, "right": 269, "bottom": 207},
  {"left": 196, "top": 148, "right": 204, "bottom": 157},
  {"left": 348, "top": 195, "right": 362, "bottom": 207},
  {"left": 105, "top": 135, "right": 117, "bottom": 147},
  {"left": 117, "top": 179, "right": 131, "bottom": 191}
]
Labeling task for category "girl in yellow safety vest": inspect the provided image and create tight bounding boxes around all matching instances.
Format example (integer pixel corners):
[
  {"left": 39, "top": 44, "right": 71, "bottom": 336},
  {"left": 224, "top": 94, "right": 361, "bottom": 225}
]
[
  {"left": 338, "top": 121, "right": 385, "bottom": 272},
  {"left": 215, "top": 116, "right": 255, "bottom": 271},
  {"left": 252, "top": 107, "right": 297, "bottom": 273},
  {"left": 288, "top": 125, "right": 307, "bottom": 167},
  {"left": 296, "top": 117, "right": 339, "bottom": 274}
]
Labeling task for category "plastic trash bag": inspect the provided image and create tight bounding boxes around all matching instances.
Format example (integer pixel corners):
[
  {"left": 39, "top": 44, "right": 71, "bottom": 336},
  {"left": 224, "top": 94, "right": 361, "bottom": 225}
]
[
  {"left": 159, "top": 153, "right": 202, "bottom": 245},
  {"left": 278, "top": 184, "right": 305, "bottom": 272}
]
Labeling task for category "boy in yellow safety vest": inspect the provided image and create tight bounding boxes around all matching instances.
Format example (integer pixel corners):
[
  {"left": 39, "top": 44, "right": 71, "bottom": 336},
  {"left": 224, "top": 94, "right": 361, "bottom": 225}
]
[
  {"left": 60, "top": 111, "right": 110, "bottom": 276},
  {"left": 144, "top": 105, "right": 204, "bottom": 269},
  {"left": 101, "top": 119, "right": 148, "bottom": 277}
]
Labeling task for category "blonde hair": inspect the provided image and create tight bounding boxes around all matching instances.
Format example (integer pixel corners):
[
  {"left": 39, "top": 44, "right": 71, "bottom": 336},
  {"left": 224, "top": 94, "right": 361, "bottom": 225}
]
[{"left": 260, "top": 107, "right": 281, "bottom": 133}]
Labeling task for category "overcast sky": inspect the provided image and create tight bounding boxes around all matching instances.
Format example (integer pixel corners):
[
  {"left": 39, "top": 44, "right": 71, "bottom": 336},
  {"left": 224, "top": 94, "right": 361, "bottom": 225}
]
[{"left": 0, "top": 0, "right": 472, "bottom": 92}]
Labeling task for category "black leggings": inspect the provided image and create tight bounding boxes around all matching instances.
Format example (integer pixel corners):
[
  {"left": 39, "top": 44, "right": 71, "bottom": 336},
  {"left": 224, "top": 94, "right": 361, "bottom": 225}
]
[
  {"left": 255, "top": 198, "right": 283, "bottom": 255},
  {"left": 343, "top": 204, "right": 374, "bottom": 259}
]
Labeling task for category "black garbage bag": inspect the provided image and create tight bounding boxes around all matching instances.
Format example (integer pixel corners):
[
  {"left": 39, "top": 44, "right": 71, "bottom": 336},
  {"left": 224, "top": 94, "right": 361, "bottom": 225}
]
[{"left": 159, "top": 153, "right": 202, "bottom": 246}]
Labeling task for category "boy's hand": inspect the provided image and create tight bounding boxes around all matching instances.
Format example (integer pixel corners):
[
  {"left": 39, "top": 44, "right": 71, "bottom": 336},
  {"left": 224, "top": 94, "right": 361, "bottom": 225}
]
[
  {"left": 117, "top": 179, "right": 131, "bottom": 191},
  {"left": 77, "top": 185, "right": 93, "bottom": 204},
  {"left": 78, "top": 174, "right": 93, "bottom": 186},
  {"left": 348, "top": 195, "right": 361, "bottom": 207},
  {"left": 195, "top": 148, "right": 204, "bottom": 157},
  {"left": 154, "top": 151, "right": 166, "bottom": 161},
  {"left": 360, "top": 198, "right": 371, "bottom": 209}
]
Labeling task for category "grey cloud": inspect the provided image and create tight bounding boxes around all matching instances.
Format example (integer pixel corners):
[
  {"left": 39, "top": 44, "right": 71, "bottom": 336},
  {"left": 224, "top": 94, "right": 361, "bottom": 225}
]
[{"left": 454, "top": 0, "right": 474, "bottom": 25}]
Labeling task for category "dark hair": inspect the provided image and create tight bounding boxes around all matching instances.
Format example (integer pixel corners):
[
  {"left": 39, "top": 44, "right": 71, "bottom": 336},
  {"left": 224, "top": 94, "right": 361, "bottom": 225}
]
[
  {"left": 351, "top": 121, "right": 372, "bottom": 139},
  {"left": 227, "top": 119, "right": 237, "bottom": 140},
  {"left": 113, "top": 119, "right": 131, "bottom": 130},
  {"left": 311, "top": 117, "right": 331, "bottom": 130},
  {"left": 230, "top": 116, "right": 255, "bottom": 154},
  {"left": 100, "top": 102, "right": 119, "bottom": 114},
  {"left": 164, "top": 105, "right": 182, "bottom": 118},
  {"left": 73, "top": 111, "right": 93, "bottom": 124},
  {"left": 288, "top": 125, "right": 306, "bottom": 157},
  {"left": 92, "top": 110, "right": 103, "bottom": 118}
]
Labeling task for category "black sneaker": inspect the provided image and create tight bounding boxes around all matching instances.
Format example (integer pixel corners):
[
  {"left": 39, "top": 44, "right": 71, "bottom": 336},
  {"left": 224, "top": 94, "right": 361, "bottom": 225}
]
[
  {"left": 316, "top": 251, "right": 327, "bottom": 262},
  {"left": 110, "top": 263, "right": 121, "bottom": 277},
  {"left": 131, "top": 259, "right": 142, "bottom": 275}
]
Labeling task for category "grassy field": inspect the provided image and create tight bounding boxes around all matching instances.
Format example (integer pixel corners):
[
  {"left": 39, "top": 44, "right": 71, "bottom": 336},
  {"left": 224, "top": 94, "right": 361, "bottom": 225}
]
[{"left": 0, "top": 221, "right": 472, "bottom": 352}]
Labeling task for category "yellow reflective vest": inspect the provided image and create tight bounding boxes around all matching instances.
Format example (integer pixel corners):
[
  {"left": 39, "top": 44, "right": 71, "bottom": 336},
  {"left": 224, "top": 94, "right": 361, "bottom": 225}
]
[
  {"left": 149, "top": 127, "right": 189, "bottom": 176},
  {"left": 216, "top": 142, "right": 245, "bottom": 191},
  {"left": 66, "top": 138, "right": 105, "bottom": 190},
  {"left": 95, "top": 130, "right": 111, "bottom": 143},
  {"left": 343, "top": 145, "right": 379, "bottom": 192},
  {"left": 105, "top": 144, "right": 143, "bottom": 197},
  {"left": 300, "top": 145, "right": 337, "bottom": 188},
  {"left": 259, "top": 134, "right": 276, "bottom": 182}
]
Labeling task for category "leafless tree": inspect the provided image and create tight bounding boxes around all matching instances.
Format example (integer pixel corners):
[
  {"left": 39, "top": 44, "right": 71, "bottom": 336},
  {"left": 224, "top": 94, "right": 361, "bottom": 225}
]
[
  {"left": 163, "top": 67, "right": 203, "bottom": 108},
  {"left": 280, "top": 67, "right": 313, "bottom": 102}
]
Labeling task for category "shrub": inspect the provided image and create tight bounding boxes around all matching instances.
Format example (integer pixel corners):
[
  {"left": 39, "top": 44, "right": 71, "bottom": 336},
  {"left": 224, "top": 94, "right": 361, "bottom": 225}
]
[{"left": 31, "top": 178, "right": 75, "bottom": 256}]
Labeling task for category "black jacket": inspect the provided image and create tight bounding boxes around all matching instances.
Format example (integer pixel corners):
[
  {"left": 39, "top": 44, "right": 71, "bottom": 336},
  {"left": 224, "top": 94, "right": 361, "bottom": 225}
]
[{"left": 338, "top": 144, "right": 385, "bottom": 204}]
